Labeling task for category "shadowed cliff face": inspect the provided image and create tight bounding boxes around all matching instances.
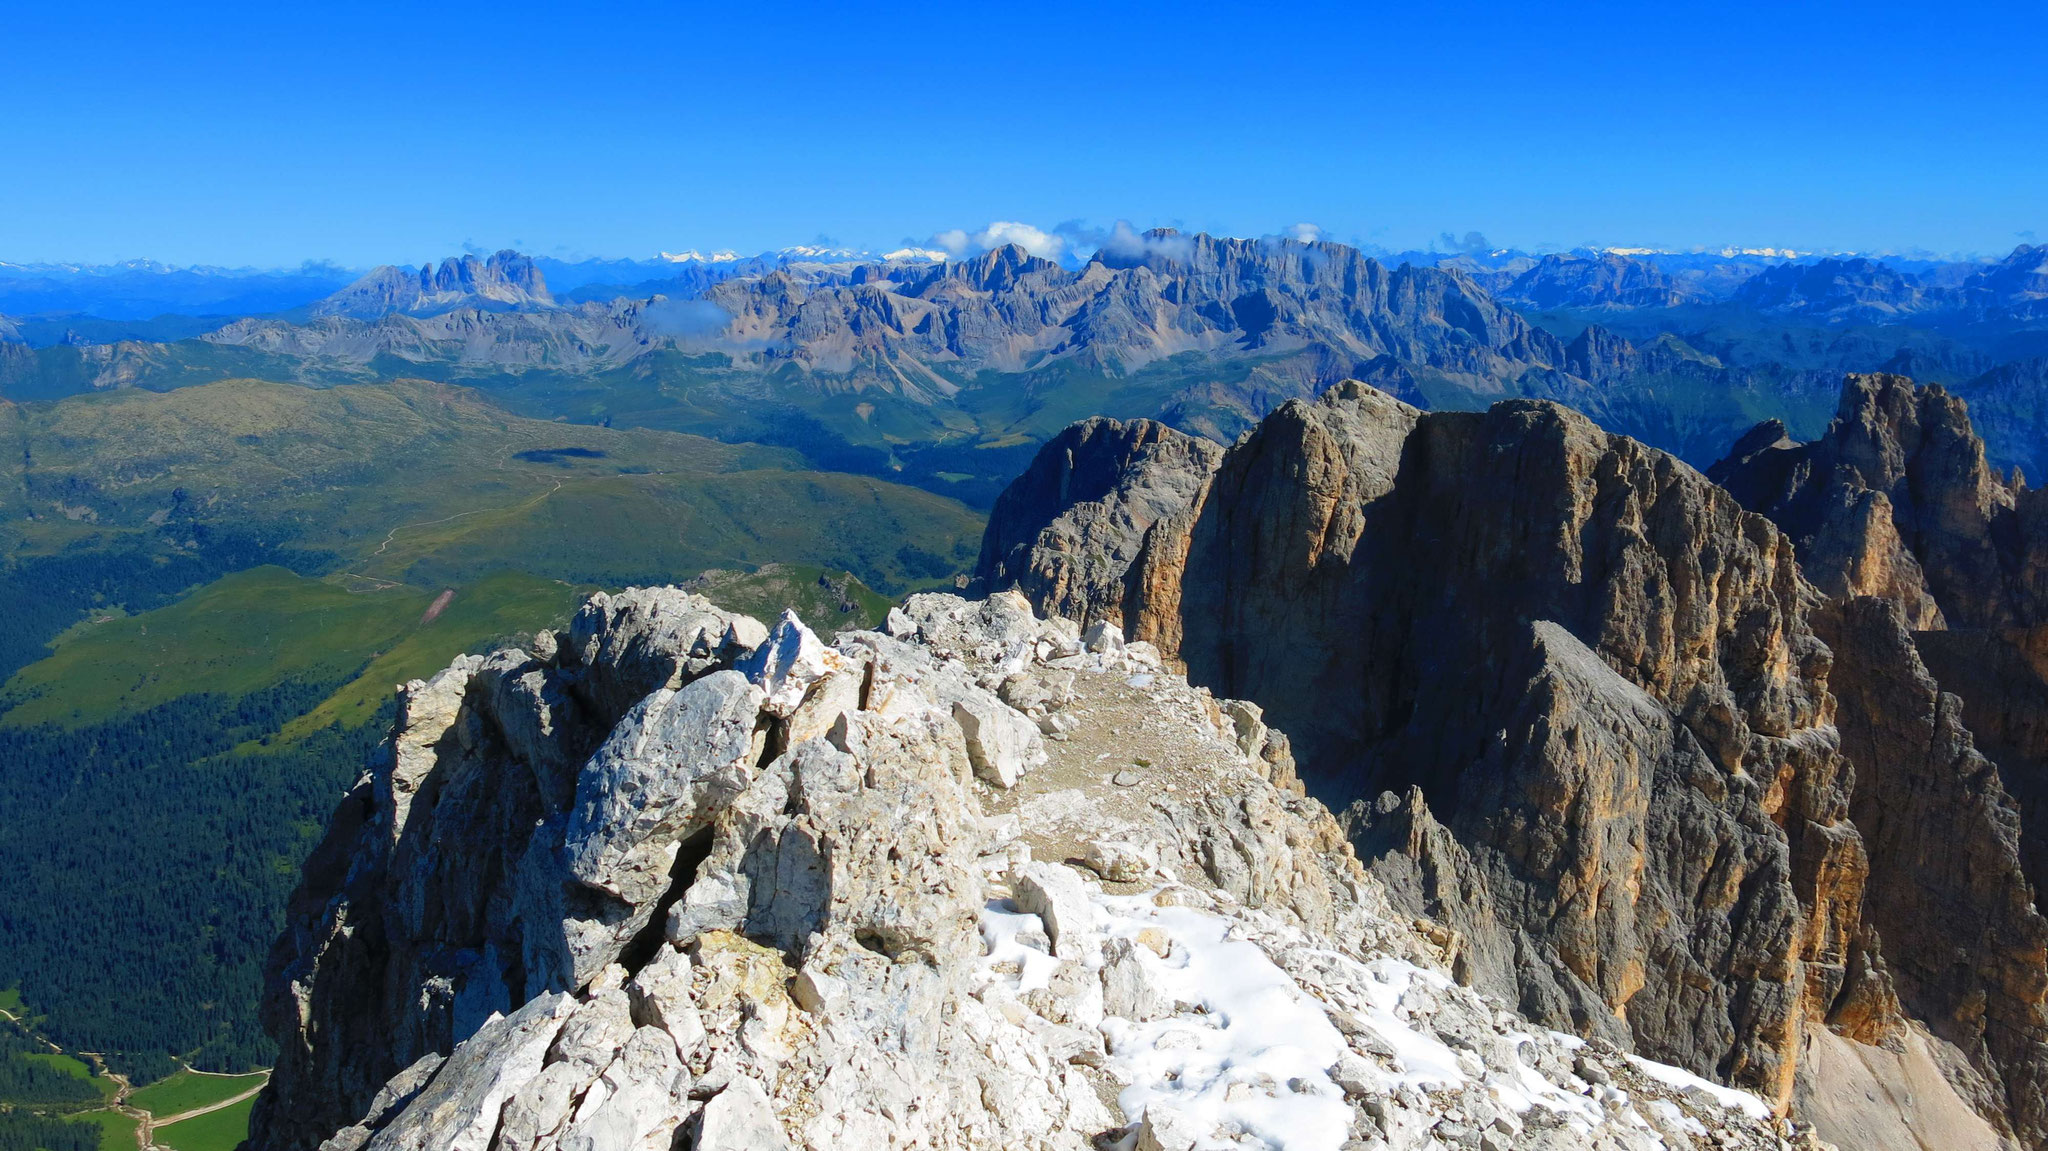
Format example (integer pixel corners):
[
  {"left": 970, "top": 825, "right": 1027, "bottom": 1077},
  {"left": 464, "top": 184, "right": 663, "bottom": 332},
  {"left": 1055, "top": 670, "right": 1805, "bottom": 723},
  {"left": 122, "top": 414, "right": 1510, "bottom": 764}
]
[
  {"left": 973, "top": 417, "right": 1222, "bottom": 632},
  {"left": 979, "top": 378, "right": 2048, "bottom": 1148},
  {"left": 1709, "top": 373, "right": 2048, "bottom": 1148},
  {"left": 1710, "top": 372, "right": 2048, "bottom": 631}
]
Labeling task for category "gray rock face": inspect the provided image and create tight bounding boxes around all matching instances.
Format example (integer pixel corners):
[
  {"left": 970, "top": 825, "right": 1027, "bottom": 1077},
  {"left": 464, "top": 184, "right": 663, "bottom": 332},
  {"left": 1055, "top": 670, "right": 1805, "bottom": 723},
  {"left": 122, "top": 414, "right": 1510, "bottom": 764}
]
[
  {"left": 1496, "top": 252, "right": 1692, "bottom": 309},
  {"left": 312, "top": 250, "right": 553, "bottom": 318},
  {"left": 692, "top": 1077, "right": 790, "bottom": 1151},
  {"left": 1710, "top": 372, "right": 2048, "bottom": 630},
  {"left": 1817, "top": 598, "right": 2048, "bottom": 1149},
  {"left": 1710, "top": 373, "right": 2048, "bottom": 1149},
  {"left": 1348, "top": 618, "right": 1821, "bottom": 1089},
  {"left": 988, "top": 381, "right": 1850, "bottom": 1105},
  {"left": 560, "top": 671, "right": 767, "bottom": 983},
  {"left": 973, "top": 416, "right": 1222, "bottom": 634},
  {"left": 1917, "top": 624, "right": 2048, "bottom": 903},
  {"left": 358, "top": 995, "right": 575, "bottom": 1151}
]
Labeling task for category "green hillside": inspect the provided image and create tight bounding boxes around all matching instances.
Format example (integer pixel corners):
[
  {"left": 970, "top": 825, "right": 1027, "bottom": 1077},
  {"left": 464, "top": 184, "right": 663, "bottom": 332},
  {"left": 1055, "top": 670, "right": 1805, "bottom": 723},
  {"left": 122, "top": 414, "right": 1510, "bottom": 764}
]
[
  {"left": 0, "top": 376, "right": 980, "bottom": 679},
  {"left": 125, "top": 1069, "right": 266, "bottom": 1117},
  {"left": 0, "top": 374, "right": 987, "bottom": 1076}
]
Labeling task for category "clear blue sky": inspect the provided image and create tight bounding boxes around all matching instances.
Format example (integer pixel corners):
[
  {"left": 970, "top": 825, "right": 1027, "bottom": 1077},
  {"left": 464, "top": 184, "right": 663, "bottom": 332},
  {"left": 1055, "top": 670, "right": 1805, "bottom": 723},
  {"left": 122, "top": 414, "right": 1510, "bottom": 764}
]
[{"left": 3, "top": 0, "right": 2042, "bottom": 267}]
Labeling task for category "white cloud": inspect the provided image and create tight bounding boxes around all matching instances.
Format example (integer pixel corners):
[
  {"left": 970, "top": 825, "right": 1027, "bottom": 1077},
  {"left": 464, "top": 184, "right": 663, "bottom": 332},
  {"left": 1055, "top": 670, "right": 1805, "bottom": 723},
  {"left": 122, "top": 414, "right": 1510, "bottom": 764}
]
[
  {"left": 1284, "top": 222, "right": 1322, "bottom": 244},
  {"left": 1098, "top": 220, "right": 1194, "bottom": 263},
  {"left": 930, "top": 221, "right": 1066, "bottom": 262}
]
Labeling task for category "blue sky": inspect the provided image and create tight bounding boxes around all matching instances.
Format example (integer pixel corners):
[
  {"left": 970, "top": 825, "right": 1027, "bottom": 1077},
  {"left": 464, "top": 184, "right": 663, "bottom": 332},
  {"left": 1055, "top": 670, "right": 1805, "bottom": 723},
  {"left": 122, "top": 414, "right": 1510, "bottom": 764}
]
[{"left": 3, "top": 0, "right": 2042, "bottom": 267}]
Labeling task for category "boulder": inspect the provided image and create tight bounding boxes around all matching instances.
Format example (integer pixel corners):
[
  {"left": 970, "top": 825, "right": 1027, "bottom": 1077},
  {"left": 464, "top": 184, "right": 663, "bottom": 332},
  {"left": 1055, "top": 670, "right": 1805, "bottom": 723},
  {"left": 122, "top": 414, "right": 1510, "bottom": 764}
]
[{"left": 694, "top": 1077, "right": 790, "bottom": 1151}]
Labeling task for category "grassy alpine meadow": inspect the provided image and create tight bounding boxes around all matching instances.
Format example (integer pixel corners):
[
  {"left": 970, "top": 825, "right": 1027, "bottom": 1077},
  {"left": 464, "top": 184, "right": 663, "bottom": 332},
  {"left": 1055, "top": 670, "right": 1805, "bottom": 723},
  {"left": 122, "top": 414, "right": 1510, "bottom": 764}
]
[
  {"left": 125, "top": 1069, "right": 268, "bottom": 1118},
  {"left": 79, "top": 1108, "right": 143, "bottom": 1151},
  {"left": 0, "top": 374, "right": 985, "bottom": 734},
  {"left": 151, "top": 1094, "right": 256, "bottom": 1151}
]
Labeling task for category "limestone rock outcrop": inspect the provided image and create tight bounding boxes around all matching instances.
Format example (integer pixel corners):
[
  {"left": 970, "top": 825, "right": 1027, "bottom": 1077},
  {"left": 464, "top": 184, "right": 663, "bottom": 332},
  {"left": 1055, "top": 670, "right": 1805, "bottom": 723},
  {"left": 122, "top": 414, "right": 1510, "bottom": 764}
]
[
  {"left": 253, "top": 588, "right": 770, "bottom": 1151},
  {"left": 252, "top": 587, "right": 1802, "bottom": 1151},
  {"left": 1918, "top": 624, "right": 2048, "bottom": 900},
  {"left": 982, "top": 378, "right": 2048, "bottom": 1149},
  {"left": 973, "top": 416, "right": 1221, "bottom": 636},
  {"left": 1815, "top": 598, "right": 2048, "bottom": 1146}
]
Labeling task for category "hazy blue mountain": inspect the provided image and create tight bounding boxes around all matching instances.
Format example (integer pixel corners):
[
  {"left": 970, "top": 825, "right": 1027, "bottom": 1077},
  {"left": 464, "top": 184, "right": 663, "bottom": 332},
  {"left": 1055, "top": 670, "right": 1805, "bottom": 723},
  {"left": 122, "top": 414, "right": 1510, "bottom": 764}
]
[
  {"left": 311, "top": 250, "right": 553, "bottom": 317},
  {"left": 0, "top": 259, "right": 357, "bottom": 320},
  {"left": 1733, "top": 256, "right": 1939, "bottom": 321},
  {"left": 1496, "top": 252, "right": 1693, "bottom": 308},
  {"left": 1963, "top": 244, "right": 2048, "bottom": 319}
]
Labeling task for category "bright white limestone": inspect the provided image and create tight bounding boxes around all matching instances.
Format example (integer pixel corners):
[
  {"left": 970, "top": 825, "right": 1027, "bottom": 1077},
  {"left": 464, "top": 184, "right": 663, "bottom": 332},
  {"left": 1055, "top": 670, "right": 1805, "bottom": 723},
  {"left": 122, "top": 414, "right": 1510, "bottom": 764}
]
[{"left": 734, "top": 609, "right": 842, "bottom": 716}]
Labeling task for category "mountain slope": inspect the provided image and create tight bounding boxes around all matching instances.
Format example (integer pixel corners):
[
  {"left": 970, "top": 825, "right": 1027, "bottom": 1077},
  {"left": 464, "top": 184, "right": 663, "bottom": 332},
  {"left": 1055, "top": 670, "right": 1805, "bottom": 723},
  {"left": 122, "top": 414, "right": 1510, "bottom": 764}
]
[{"left": 1495, "top": 252, "right": 1692, "bottom": 308}]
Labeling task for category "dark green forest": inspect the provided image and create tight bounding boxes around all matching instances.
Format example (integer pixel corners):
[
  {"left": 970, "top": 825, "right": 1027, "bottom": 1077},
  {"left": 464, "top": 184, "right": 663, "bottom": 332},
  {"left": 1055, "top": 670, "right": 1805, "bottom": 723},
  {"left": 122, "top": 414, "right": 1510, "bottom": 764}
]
[
  {"left": 0, "top": 1021, "right": 100, "bottom": 1108},
  {"left": 0, "top": 1113, "right": 100, "bottom": 1151},
  {"left": 0, "top": 681, "right": 387, "bottom": 1076}
]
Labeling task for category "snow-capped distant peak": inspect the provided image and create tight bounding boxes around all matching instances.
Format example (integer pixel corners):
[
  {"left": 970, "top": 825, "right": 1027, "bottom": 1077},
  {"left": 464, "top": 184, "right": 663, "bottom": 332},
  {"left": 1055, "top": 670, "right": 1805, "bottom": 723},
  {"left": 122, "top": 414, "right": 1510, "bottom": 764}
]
[
  {"left": 777, "top": 245, "right": 864, "bottom": 260},
  {"left": 658, "top": 249, "right": 741, "bottom": 264},
  {"left": 882, "top": 247, "right": 950, "bottom": 262}
]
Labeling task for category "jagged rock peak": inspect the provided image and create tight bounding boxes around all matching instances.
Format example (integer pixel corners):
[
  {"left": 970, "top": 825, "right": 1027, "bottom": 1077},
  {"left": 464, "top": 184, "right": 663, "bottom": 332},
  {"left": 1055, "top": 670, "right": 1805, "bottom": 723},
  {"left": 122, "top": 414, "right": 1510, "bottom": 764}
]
[
  {"left": 313, "top": 249, "right": 553, "bottom": 318},
  {"left": 973, "top": 416, "right": 1223, "bottom": 635},
  {"left": 1712, "top": 371, "right": 2048, "bottom": 629},
  {"left": 983, "top": 380, "right": 2048, "bottom": 1150},
  {"left": 249, "top": 584, "right": 1803, "bottom": 1151}
]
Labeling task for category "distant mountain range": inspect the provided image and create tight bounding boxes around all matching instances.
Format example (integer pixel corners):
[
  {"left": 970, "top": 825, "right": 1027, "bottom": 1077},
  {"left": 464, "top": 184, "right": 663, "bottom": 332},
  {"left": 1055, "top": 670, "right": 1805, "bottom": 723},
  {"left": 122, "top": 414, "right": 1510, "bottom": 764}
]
[
  {"left": 1497, "top": 244, "right": 2048, "bottom": 321},
  {"left": 198, "top": 231, "right": 1741, "bottom": 448},
  {"left": 7, "top": 233, "right": 2048, "bottom": 504},
  {"left": 0, "top": 245, "right": 943, "bottom": 327},
  {"left": 0, "top": 259, "right": 358, "bottom": 321}
]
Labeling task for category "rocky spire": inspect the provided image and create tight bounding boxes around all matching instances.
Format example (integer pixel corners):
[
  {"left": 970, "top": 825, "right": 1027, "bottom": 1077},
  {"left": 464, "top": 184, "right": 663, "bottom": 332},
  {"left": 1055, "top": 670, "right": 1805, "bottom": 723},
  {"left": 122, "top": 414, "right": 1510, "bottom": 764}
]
[{"left": 1708, "top": 371, "right": 2048, "bottom": 630}]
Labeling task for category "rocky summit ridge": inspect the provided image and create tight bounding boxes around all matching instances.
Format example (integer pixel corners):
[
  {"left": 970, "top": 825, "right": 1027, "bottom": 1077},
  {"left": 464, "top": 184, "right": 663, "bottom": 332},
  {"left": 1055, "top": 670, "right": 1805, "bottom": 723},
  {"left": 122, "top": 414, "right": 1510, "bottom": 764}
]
[{"left": 249, "top": 584, "right": 1809, "bottom": 1151}]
